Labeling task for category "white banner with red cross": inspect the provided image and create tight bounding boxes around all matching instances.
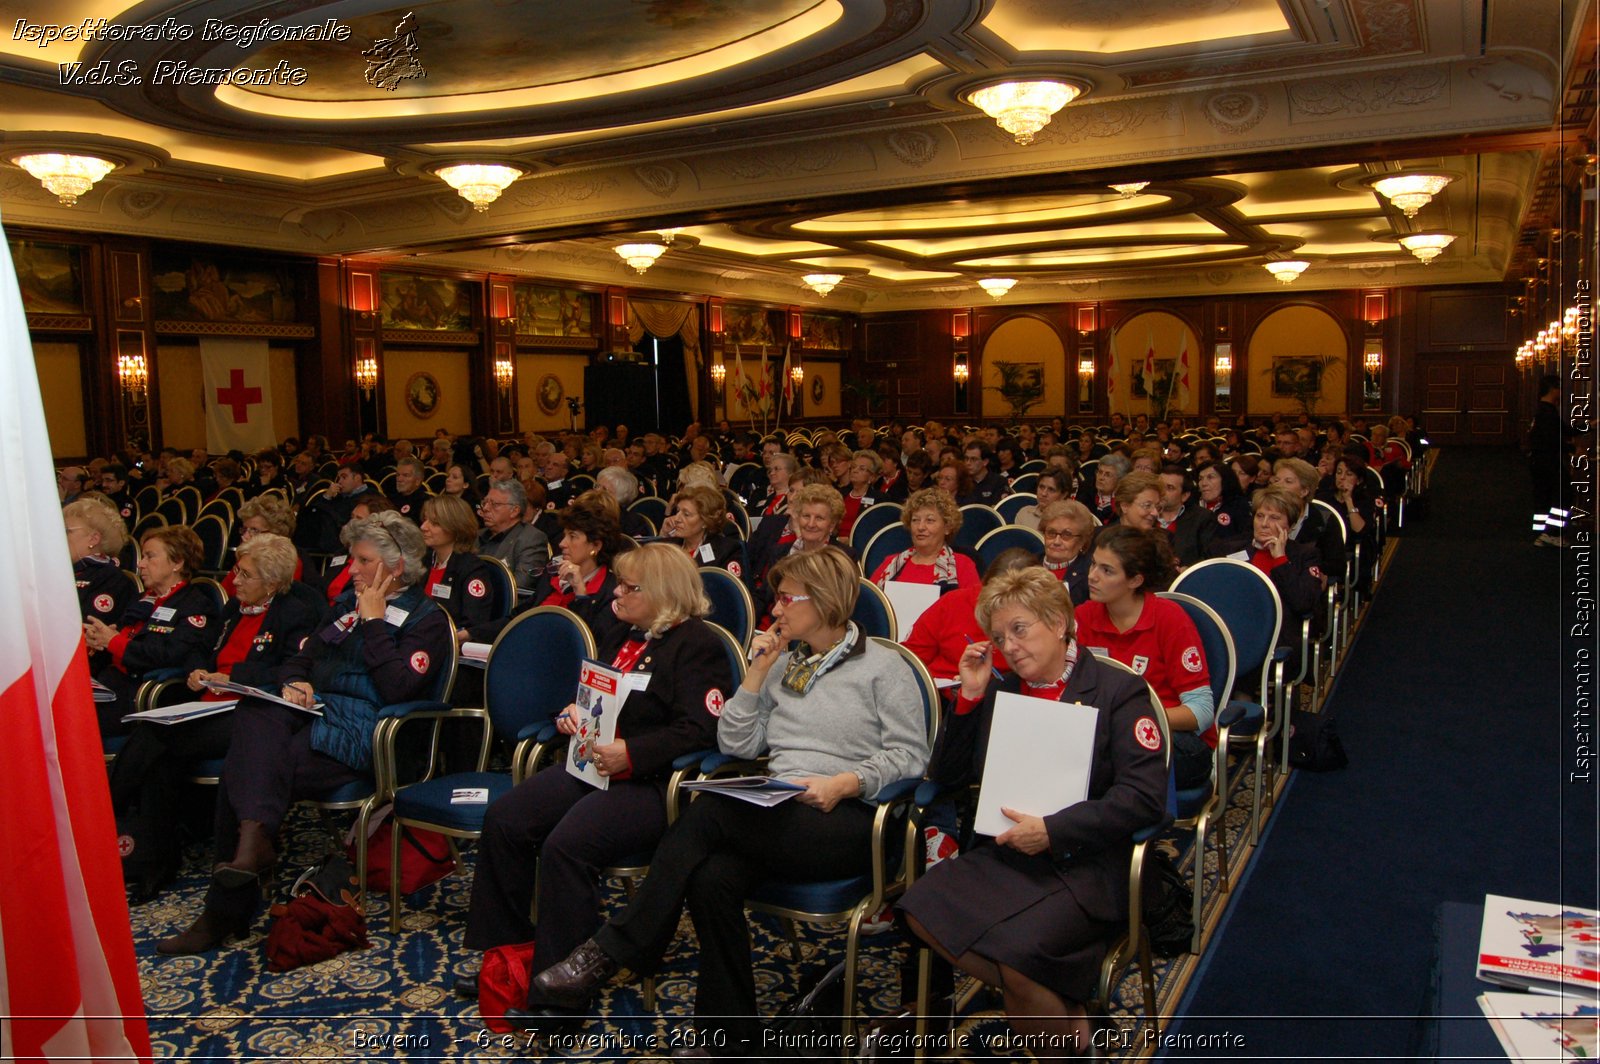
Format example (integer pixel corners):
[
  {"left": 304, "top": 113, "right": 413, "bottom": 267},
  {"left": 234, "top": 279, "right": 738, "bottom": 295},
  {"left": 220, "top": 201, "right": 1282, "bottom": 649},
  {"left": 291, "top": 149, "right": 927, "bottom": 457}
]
[{"left": 200, "top": 338, "right": 276, "bottom": 453}]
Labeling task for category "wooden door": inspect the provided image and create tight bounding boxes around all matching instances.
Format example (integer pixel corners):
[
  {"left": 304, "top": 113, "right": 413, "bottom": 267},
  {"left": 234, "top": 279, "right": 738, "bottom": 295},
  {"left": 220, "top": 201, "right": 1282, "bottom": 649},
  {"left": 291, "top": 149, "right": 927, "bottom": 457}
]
[{"left": 1416, "top": 354, "right": 1518, "bottom": 445}]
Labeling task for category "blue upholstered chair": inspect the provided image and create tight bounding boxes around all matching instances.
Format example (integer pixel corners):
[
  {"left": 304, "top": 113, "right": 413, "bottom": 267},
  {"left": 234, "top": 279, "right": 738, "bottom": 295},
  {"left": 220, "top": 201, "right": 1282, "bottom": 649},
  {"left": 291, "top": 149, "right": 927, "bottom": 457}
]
[
  {"left": 700, "top": 565, "right": 755, "bottom": 650},
  {"left": 849, "top": 502, "right": 903, "bottom": 556},
  {"left": 861, "top": 524, "right": 910, "bottom": 582},
  {"left": 995, "top": 492, "right": 1036, "bottom": 524},
  {"left": 628, "top": 495, "right": 669, "bottom": 530},
  {"left": 952, "top": 504, "right": 1003, "bottom": 551},
  {"left": 973, "top": 525, "right": 1045, "bottom": 570},
  {"left": 849, "top": 577, "right": 897, "bottom": 640}
]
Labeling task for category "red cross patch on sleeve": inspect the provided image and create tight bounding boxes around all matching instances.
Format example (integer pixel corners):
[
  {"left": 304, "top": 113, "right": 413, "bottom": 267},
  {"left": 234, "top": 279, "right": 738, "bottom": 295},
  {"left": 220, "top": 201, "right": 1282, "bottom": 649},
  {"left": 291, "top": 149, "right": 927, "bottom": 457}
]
[
  {"left": 705, "top": 689, "right": 725, "bottom": 717},
  {"left": 410, "top": 650, "right": 431, "bottom": 674},
  {"left": 1182, "top": 646, "right": 1203, "bottom": 672},
  {"left": 94, "top": 593, "right": 114, "bottom": 614},
  {"left": 1308, "top": 565, "right": 1323, "bottom": 579},
  {"left": 1133, "top": 716, "right": 1162, "bottom": 751},
  {"left": 1216, "top": 512, "right": 1231, "bottom": 527},
  {"left": 727, "top": 561, "right": 742, "bottom": 578},
  {"left": 467, "top": 578, "right": 487, "bottom": 598},
  {"left": 187, "top": 614, "right": 207, "bottom": 628}
]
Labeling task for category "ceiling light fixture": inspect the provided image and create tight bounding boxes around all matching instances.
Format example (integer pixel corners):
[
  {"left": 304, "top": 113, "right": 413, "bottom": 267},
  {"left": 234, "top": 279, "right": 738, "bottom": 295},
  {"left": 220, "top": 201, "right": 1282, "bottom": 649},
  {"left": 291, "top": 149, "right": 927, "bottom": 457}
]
[
  {"left": 1263, "top": 260, "right": 1309, "bottom": 284},
  {"left": 802, "top": 273, "right": 844, "bottom": 297},
  {"left": 1371, "top": 173, "right": 1455, "bottom": 218},
  {"left": 615, "top": 241, "right": 668, "bottom": 274},
  {"left": 967, "top": 80, "right": 1080, "bottom": 145},
  {"left": 977, "top": 277, "right": 1017, "bottom": 299},
  {"left": 435, "top": 163, "right": 524, "bottom": 212},
  {"left": 14, "top": 152, "right": 116, "bottom": 206},
  {"left": 1397, "top": 231, "right": 1456, "bottom": 264},
  {"left": 1109, "top": 182, "right": 1149, "bottom": 198}
]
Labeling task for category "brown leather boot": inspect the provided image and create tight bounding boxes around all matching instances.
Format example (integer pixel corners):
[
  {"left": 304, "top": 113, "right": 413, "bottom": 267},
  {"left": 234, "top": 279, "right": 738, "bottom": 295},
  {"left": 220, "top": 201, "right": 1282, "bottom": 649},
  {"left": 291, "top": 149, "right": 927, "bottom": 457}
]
[
  {"left": 155, "top": 909, "right": 247, "bottom": 955},
  {"left": 213, "top": 819, "right": 276, "bottom": 889}
]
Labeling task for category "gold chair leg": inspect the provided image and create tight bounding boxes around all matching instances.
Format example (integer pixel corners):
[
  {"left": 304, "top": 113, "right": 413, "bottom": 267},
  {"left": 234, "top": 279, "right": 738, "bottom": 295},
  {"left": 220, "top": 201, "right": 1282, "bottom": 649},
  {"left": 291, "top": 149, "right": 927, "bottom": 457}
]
[{"left": 388, "top": 820, "right": 403, "bottom": 932}]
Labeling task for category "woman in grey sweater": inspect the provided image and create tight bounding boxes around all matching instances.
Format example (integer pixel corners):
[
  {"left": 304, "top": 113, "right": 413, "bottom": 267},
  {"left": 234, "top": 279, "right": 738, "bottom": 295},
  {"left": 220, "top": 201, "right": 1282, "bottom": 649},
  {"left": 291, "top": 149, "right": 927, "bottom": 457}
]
[{"left": 531, "top": 546, "right": 930, "bottom": 1054}]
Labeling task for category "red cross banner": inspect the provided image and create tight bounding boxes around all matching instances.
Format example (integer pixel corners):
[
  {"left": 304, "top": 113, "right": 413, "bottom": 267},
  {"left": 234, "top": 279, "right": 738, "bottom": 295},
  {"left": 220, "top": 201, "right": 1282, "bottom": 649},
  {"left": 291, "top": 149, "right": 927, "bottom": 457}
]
[
  {"left": 200, "top": 338, "right": 276, "bottom": 453},
  {"left": 1, "top": 225, "right": 153, "bottom": 1059}
]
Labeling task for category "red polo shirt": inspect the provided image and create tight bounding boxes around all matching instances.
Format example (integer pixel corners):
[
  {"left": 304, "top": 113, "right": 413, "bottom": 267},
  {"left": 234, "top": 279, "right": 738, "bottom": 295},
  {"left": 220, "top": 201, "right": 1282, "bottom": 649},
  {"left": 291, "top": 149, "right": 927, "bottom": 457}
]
[{"left": 1074, "top": 594, "right": 1215, "bottom": 746}]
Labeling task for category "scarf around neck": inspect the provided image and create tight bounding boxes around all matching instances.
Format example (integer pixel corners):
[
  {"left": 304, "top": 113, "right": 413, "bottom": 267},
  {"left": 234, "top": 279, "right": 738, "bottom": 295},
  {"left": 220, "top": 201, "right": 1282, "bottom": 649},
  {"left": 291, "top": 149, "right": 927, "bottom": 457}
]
[{"left": 780, "top": 621, "right": 860, "bottom": 695}]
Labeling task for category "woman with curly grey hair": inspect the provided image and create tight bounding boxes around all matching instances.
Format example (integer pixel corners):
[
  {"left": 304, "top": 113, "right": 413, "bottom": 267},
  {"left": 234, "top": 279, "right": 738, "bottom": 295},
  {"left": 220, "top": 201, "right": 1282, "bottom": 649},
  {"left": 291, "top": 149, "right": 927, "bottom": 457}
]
[{"left": 159, "top": 512, "right": 454, "bottom": 955}]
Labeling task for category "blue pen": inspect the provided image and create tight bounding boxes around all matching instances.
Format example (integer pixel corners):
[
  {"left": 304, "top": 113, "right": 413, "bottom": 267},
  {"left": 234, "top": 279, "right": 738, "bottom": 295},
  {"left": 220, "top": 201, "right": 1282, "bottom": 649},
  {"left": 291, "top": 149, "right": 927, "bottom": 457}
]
[{"left": 964, "top": 635, "right": 1004, "bottom": 680}]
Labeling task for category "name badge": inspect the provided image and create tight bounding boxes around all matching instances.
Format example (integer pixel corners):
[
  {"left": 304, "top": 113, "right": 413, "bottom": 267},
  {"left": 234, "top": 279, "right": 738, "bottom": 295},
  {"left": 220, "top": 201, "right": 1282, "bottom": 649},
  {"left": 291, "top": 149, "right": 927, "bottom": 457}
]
[
  {"left": 384, "top": 605, "right": 411, "bottom": 626},
  {"left": 624, "top": 673, "right": 651, "bottom": 694},
  {"left": 1227, "top": 549, "right": 1251, "bottom": 562},
  {"left": 862, "top": 497, "right": 875, "bottom": 506},
  {"left": 698, "top": 543, "right": 715, "bottom": 562},
  {"left": 431, "top": 583, "right": 452, "bottom": 599},
  {"left": 331, "top": 554, "right": 348, "bottom": 567},
  {"left": 151, "top": 606, "right": 176, "bottom": 621}
]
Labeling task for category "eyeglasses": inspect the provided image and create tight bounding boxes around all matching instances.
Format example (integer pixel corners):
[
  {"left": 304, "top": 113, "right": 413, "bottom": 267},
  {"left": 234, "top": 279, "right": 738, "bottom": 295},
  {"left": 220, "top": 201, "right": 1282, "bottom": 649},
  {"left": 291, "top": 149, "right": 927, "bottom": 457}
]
[
  {"left": 616, "top": 580, "right": 643, "bottom": 595},
  {"left": 478, "top": 499, "right": 513, "bottom": 510},
  {"left": 1042, "top": 528, "right": 1082, "bottom": 541},
  {"left": 988, "top": 619, "right": 1043, "bottom": 648},
  {"left": 774, "top": 593, "right": 812, "bottom": 607}
]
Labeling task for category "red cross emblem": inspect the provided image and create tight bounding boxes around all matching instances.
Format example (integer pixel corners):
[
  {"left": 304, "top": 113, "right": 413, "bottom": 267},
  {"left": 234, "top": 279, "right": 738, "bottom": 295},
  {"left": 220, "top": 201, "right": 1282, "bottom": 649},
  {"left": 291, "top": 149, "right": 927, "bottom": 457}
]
[
  {"left": 727, "top": 561, "right": 742, "bottom": 578},
  {"left": 1133, "top": 716, "right": 1161, "bottom": 751},
  {"left": 94, "top": 593, "right": 114, "bottom": 614},
  {"left": 187, "top": 615, "right": 207, "bottom": 628},
  {"left": 117, "top": 834, "right": 134, "bottom": 858},
  {"left": 467, "top": 579, "right": 487, "bottom": 598},
  {"left": 215, "top": 368, "right": 264, "bottom": 424},
  {"left": 705, "top": 689, "right": 725, "bottom": 717},
  {"left": 409, "top": 650, "right": 430, "bottom": 674},
  {"left": 1182, "top": 647, "right": 1203, "bottom": 673}
]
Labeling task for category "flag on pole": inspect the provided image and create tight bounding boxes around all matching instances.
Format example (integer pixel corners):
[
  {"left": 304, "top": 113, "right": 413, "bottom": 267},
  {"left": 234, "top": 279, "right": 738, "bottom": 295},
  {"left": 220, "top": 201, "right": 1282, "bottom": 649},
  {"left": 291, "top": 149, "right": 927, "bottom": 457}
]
[
  {"left": 1106, "top": 349, "right": 1116, "bottom": 406},
  {"left": 758, "top": 344, "right": 773, "bottom": 418},
  {"left": 733, "top": 343, "right": 747, "bottom": 421},
  {"left": 1143, "top": 326, "right": 1157, "bottom": 400},
  {"left": 201, "top": 337, "right": 277, "bottom": 453},
  {"left": 780, "top": 344, "right": 794, "bottom": 415},
  {"left": 0, "top": 226, "right": 152, "bottom": 1058},
  {"left": 1177, "top": 343, "right": 1191, "bottom": 408}
]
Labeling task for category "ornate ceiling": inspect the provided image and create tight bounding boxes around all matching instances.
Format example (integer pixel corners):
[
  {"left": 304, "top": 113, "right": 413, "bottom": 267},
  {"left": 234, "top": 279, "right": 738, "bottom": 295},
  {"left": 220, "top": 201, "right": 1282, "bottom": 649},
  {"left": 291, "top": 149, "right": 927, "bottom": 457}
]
[{"left": 0, "top": 0, "right": 1592, "bottom": 309}]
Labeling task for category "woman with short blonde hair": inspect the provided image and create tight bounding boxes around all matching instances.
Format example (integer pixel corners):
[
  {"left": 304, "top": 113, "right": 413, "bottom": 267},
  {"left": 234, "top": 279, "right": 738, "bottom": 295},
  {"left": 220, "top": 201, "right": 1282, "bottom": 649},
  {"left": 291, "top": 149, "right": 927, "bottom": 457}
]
[
  {"left": 677, "top": 462, "right": 721, "bottom": 491},
  {"left": 422, "top": 494, "right": 481, "bottom": 553},
  {"left": 65, "top": 497, "right": 136, "bottom": 627},
  {"left": 234, "top": 532, "right": 298, "bottom": 593},
  {"left": 661, "top": 483, "right": 741, "bottom": 573},
  {"left": 64, "top": 497, "right": 128, "bottom": 558},
  {"left": 238, "top": 494, "right": 295, "bottom": 538},
  {"left": 613, "top": 542, "right": 711, "bottom": 638},
  {"left": 1112, "top": 471, "right": 1163, "bottom": 531},
  {"left": 975, "top": 566, "right": 1075, "bottom": 642},
  {"left": 768, "top": 545, "right": 859, "bottom": 629},
  {"left": 869, "top": 487, "right": 979, "bottom": 593}
]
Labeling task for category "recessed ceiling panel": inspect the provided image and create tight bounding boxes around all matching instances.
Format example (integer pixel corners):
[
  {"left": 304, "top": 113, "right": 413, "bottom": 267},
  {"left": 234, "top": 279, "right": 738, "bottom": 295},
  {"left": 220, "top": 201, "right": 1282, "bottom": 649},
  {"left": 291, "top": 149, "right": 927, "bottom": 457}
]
[
  {"left": 984, "top": 0, "right": 1291, "bottom": 54},
  {"left": 796, "top": 191, "right": 1165, "bottom": 233},
  {"left": 958, "top": 243, "right": 1248, "bottom": 267}
]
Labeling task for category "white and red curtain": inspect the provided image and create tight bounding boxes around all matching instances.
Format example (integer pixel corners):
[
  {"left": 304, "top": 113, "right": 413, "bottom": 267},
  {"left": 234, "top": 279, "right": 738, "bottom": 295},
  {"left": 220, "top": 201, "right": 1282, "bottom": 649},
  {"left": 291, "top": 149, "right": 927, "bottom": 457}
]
[{"left": 0, "top": 231, "right": 152, "bottom": 1060}]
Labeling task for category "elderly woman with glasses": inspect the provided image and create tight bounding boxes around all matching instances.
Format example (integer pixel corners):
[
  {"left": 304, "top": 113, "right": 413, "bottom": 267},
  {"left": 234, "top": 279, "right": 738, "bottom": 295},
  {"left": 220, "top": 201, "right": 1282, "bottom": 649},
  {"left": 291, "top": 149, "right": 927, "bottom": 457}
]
[
  {"left": 1038, "top": 499, "right": 1095, "bottom": 604},
  {"left": 65, "top": 496, "right": 136, "bottom": 628},
  {"left": 222, "top": 493, "right": 309, "bottom": 597},
  {"left": 533, "top": 546, "right": 929, "bottom": 1047},
  {"left": 108, "top": 533, "right": 323, "bottom": 902},
  {"left": 897, "top": 567, "right": 1167, "bottom": 1051},
  {"left": 459, "top": 543, "right": 734, "bottom": 1024},
  {"left": 159, "top": 512, "right": 453, "bottom": 954}
]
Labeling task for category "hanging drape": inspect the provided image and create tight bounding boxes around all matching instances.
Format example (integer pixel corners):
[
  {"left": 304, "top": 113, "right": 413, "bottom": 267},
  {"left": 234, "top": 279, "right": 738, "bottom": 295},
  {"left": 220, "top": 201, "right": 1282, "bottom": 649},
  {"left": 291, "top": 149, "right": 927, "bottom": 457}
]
[{"left": 627, "top": 299, "right": 702, "bottom": 422}]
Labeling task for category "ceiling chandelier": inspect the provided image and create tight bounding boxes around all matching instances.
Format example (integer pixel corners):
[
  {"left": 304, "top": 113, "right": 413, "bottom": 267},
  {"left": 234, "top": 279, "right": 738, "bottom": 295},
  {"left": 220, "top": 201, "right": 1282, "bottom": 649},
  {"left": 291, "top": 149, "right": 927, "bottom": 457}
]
[
  {"left": 1109, "top": 182, "right": 1149, "bottom": 198},
  {"left": 1371, "top": 173, "right": 1454, "bottom": 218},
  {"left": 1397, "top": 232, "right": 1456, "bottom": 265},
  {"left": 802, "top": 273, "right": 844, "bottom": 296},
  {"left": 1263, "top": 260, "right": 1309, "bottom": 284},
  {"left": 435, "top": 163, "right": 524, "bottom": 212},
  {"left": 977, "top": 277, "right": 1017, "bottom": 299},
  {"left": 13, "top": 152, "right": 116, "bottom": 206},
  {"left": 967, "top": 80, "right": 1080, "bottom": 145},
  {"left": 615, "top": 241, "right": 668, "bottom": 274}
]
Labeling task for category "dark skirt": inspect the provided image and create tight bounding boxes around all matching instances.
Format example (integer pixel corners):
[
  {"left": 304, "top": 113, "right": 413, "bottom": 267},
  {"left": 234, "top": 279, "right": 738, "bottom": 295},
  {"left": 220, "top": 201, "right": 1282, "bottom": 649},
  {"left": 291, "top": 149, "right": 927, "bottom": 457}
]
[{"left": 898, "top": 843, "right": 1119, "bottom": 1003}]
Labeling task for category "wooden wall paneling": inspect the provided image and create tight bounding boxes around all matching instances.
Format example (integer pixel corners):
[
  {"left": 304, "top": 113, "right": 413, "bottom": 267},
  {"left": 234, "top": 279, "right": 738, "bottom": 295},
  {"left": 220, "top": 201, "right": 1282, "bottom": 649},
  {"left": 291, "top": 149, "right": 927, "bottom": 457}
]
[{"left": 309, "top": 258, "right": 356, "bottom": 444}]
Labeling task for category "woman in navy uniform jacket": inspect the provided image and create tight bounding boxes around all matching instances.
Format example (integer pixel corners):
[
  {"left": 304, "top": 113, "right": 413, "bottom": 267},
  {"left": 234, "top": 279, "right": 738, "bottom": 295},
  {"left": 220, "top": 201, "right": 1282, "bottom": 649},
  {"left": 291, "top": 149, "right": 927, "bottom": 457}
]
[
  {"left": 65, "top": 497, "right": 137, "bottom": 628},
  {"left": 460, "top": 543, "right": 733, "bottom": 1017},
  {"left": 419, "top": 494, "right": 498, "bottom": 630},
  {"left": 83, "top": 524, "right": 220, "bottom": 739},
  {"left": 744, "top": 482, "right": 850, "bottom": 625},
  {"left": 898, "top": 567, "right": 1166, "bottom": 1045},
  {"left": 109, "top": 533, "right": 321, "bottom": 900},
  {"left": 661, "top": 483, "right": 744, "bottom": 576},
  {"left": 1206, "top": 486, "right": 1325, "bottom": 649},
  {"left": 159, "top": 511, "right": 451, "bottom": 955}
]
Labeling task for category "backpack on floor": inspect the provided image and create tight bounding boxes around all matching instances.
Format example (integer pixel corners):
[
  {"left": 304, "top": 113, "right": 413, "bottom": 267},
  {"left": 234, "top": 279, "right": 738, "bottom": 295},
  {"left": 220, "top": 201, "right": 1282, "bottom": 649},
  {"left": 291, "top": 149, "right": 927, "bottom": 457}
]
[
  {"left": 346, "top": 806, "right": 455, "bottom": 894},
  {"left": 769, "top": 960, "right": 848, "bottom": 1058},
  {"left": 478, "top": 941, "right": 537, "bottom": 1034},
  {"left": 1142, "top": 850, "right": 1194, "bottom": 958},
  {"left": 1288, "top": 709, "right": 1348, "bottom": 772}
]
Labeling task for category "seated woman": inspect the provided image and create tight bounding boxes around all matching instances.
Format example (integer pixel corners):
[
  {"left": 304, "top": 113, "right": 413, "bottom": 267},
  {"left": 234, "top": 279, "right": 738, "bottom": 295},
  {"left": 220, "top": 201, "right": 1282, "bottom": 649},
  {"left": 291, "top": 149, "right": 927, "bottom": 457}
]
[
  {"left": 1076, "top": 526, "right": 1215, "bottom": 790},
  {"left": 66, "top": 496, "right": 137, "bottom": 628},
  {"left": 1269, "top": 458, "right": 1345, "bottom": 590},
  {"left": 158, "top": 512, "right": 451, "bottom": 955},
  {"left": 222, "top": 493, "right": 309, "bottom": 598},
  {"left": 1206, "top": 486, "right": 1324, "bottom": 648},
  {"left": 902, "top": 548, "right": 1035, "bottom": 682},
  {"left": 933, "top": 455, "right": 973, "bottom": 503},
  {"left": 1108, "top": 470, "right": 1163, "bottom": 532},
  {"left": 748, "top": 453, "right": 797, "bottom": 519},
  {"left": 1076, "top": 454, "right": 1126, "bottom": 525},
  {"left": 1195, "top": 459, "right": 1250, "bottom": 534},
  {"left": 108, "top": 533, "right": 321, "bottom": 899},
  {"left": 744, "top": 482, "right": 848, "bottom": 624},
  {"left": 1015, "top": 468, "right": 1073, "bottom": 531},
  {"left": 661, "top": 483, "right": 742, "bottom": 574},
  {"left": 83, "top": 525, "right": 220, "bottom": 740},
  {"left": 1038, "top": 500, "right": 1095, "bottom": 604},
  {"left": 838, "top": 449, "right": 882, "bottom": 539},
  {"left": 1323, "top": 453, "right": 1377, "bottom": 592},
  {"left": 897, "top": 567, "right": 1166, "bottom": 1052},
  {"left": 459, "top": 543, "right": 734, "bottom": 1018},
  {"left": 869, "top": 488, "right": 980, "bottom": 593},
  {"left": 532, "top": 546, "right": 929, "bottom": 1046},
  {"left": 441, "top": 462, "right": 481, "bottom": 512},
  {"left": 419, "top": 494, "right": 499, "bottom": 630}
]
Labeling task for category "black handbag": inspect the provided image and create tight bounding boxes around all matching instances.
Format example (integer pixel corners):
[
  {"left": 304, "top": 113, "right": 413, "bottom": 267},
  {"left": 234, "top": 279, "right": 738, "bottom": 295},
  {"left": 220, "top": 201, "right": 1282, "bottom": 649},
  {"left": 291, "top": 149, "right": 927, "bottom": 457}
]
[{"left": 1288, "top": 709, "right": 1348, "bottom": 771}]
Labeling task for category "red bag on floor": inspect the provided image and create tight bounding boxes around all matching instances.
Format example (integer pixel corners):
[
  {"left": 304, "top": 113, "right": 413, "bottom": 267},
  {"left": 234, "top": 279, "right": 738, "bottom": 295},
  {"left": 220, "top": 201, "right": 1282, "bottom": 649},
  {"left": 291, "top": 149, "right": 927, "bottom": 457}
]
[
  {"left": 478, "top": 941, "right": 536, "bottom": 1034},
  {"left": 348, "top": 810, "right": 455, "bottom": 894}
]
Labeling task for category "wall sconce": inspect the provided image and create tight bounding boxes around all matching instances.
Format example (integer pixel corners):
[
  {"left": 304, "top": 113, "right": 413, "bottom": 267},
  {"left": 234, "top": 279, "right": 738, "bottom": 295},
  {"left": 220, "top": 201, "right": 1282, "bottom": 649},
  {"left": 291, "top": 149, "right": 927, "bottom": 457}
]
[
  {"left": 1362, "top": 340, "right": 1383, "bottom": 410},
  {"left": 1213, "top": 343, "right": 1233, "bottom": 413},
  {"left": 790, "top": 360, "right": 805, "bottom": 388},
  {"left": 710, "top": 361, "right": 727, "bottom": 388},
  {"left": 965, "top": 80, "right": 1082, "bottom": 145},
  {"left": 116, "top": 352, "right": 149, "bottom": 401},
  {"left": 1364, "top": 346, "right": 1383, "bottom": 372},
  {"left": 953, "top": 353, "right": 970, "bottom": 384},
  {"left": 1077, "top": 353, "right": 1096, "bottom": 414},
  {"left": 493, "top": 357, "right": 514, "bottom": 394},
  {"left": 13, "top": 152, "right": 117, "bottom": 206},
  {"left": 355, "top": 356, "right": 378, "bottom": 399}
]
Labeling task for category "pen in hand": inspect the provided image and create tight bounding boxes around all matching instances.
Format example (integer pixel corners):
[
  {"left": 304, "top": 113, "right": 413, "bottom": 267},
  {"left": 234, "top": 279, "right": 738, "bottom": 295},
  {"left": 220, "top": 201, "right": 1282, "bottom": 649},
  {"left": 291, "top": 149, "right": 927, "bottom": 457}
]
[{"left": 964, "top": 635, "right": 1003, "bottom": 680}]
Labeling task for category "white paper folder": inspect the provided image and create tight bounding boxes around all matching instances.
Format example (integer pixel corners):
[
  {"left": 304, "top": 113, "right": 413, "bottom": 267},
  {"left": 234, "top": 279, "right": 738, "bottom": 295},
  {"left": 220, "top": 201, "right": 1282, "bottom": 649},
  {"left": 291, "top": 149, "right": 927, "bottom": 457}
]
[{"left": 973, "top": 692, "right": 1099, "bottom": 838}]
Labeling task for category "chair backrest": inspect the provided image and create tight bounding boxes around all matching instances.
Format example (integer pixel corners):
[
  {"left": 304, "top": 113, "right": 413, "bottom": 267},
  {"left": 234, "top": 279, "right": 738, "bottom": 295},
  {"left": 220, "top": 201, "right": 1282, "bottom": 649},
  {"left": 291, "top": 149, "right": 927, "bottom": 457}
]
[
  {"left": 1170, "top": 559, "right": 1282, "bottom": 686},
  {"left": 189, "top": 575, "right": 229, "bottom": 612},
  {"left": 868, "top": 637, "right": 941, "bottom": 747},
  {"left": 973, "top": 525, "right": 1045, "bottom": 570},
  {"left": 1095, "top": 656, "right": 1172, "bottom": 770},
  {"left": 196, "top": 499, "right": 235, "bottom": 524},
  {"left": 484, "top": 606, "right": 596, "bottom": 739},
  {"left": 700, "top": 565, "right": 755, "bottom": 649},
  {"left": 996, "top": 493, "right": 1036, "bottom": 524},
  {"left": 155, "top": 497, "right": 188, "bottom": 526},
  {"left": 1077, "top": 459, "right": 1098, "bottom": 487},
  {"left": 702, "top": 621, "right": 749, "bottom": 688},
  {"left": 953, "top": 505, "right": 1003, "bottom": 551},
  {"left": 630, "top": 495, "right": 668, "bottom": 528},
  {"left": 477, "top": 553, "right": 517, "bottom": 619},
  {"left": 849, "top": 502, "right": 903, "bottom": 555},
  {"left": 430, "top": 612, "right": 461, "bottom": 703},
  {"left": 862, "top": 523, "right": 911, "bottom": 580},
  {"left": 1017, "top": 459, "right": 1046, "bottom": 474},
  {"left": 426, "top": 471, "right": 447, "bottom": 492},
  {"left": 132, "top": 512, "right": 166, "bottom": 539},
  {"left": 721, "top": 490, "right": 751, "bottom": 539},
  {"left": 852, "top": 578, "right": 898, "bottom": 640},
  {"left": 1157, "top": 591, "right": 1237, "bottom": 709},
  {"left": 173, "top": 484, "right": 203, "bottom": 515},
  {"left": 1009, "top": 472, "right": 1039, "bottom": 495},
  {"left": 192, "top": 513, "right": 232, "bottom": 573},
  {"left": 133, "top": 484, "right": 160, "bottom": 518},
  {"left": 568, "top": 473, "right": 595, "bottom": 493}
]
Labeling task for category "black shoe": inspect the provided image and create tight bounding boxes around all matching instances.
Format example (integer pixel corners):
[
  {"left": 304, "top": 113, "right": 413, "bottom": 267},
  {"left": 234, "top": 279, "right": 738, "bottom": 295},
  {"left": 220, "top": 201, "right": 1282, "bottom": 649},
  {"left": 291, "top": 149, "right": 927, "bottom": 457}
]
[
  {"left": 453, "top": 974, "right": 478, "bottom": 1000},
  {"left": 530, "top": 938, "right": 619, "bottom": 1009},
  {"left": 501, "top": 1005, "right": 584, "bottom": 1035}
]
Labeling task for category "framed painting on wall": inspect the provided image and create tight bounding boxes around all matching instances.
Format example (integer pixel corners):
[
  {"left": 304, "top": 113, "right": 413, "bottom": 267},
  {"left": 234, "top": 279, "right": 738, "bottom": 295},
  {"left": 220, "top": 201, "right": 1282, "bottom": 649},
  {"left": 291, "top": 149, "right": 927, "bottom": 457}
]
[
  {"left": 150, "top": 253, "right": 300, "bottom": 324},
  {"left": 1271, "top": 356, "right": 1326, "bottom": 398},
  {"left": 10, "top": 240, "right": 85, "bottom": 314},
  {"left": 724, "top": 304, "right": 778, "bottom": 349},
  {"left": 513, "top": 283, "right": 594, "bottom": 337},
  {"left": 536, "top": 373, "right": 564, "bottom": 414},
  {"left": 800, "top": 312, "right": 846, "bottom": 351},
  {"left": 405, "top": 371, "right": 442, "bottom": 419},
  {"left": 380, "top": 274, "right": 475, "bottom": 332}
]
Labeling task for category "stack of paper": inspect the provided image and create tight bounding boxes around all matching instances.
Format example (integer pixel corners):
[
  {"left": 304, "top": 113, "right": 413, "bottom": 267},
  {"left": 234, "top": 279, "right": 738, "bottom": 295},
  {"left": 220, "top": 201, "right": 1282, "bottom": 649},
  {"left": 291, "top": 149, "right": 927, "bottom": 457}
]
[
  {"left": 91, "top": 678, "right": 116, "bottom": 704},
  {"left": 678, "top": 776, "right": 807, "bottom": 807},
  {"left": 973, "top": 692, "right": 1099, "bottom": 837},
  {"left": 1478, "top": 991, "right": 1598, "bottom": 1062},
  {"left": 1478, "top": 895, "right": 1600, "bottom": 994},
  {"left": 121, "top": 699, "right": 239, "bottom": 726}
]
